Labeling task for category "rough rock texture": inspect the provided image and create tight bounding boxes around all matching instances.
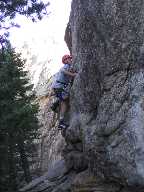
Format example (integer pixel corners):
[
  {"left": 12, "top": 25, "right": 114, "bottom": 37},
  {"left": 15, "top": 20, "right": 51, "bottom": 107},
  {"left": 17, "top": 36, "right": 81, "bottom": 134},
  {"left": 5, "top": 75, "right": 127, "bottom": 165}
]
[
  {"left": 37, "top": 95, "right": 65, "bottom": 173},
  {"left": 20, "top": 0, "right": 144, "bottom": 191},
  {"left": 65, "top": 0, "right": 144, "bottom": 188}
]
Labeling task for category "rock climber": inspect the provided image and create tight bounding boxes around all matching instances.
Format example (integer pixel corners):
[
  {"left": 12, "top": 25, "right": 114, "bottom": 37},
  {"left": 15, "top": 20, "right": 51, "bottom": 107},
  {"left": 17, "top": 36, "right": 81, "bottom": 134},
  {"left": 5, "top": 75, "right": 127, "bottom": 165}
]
[{"left": 51, "top": 54, "right": 77, "bottom": 129}]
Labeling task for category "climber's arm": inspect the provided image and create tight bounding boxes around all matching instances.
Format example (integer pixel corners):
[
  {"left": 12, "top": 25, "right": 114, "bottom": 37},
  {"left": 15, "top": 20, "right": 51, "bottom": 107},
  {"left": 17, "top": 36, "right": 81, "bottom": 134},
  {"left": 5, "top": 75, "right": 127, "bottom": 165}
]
[
  {"left": 62, "top": 69, "right": 77, "bottom": 77},
  {"left": 49, "top": 88, "right": 55, "bottom": 96}
]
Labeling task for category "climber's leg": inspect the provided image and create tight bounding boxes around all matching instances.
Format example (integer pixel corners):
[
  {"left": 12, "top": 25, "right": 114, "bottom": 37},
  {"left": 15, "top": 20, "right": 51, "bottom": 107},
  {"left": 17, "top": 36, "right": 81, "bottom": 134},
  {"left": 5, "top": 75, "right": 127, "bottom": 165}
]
[
  {"left": 50, "top": 99, "right": 60, "bottom": 112},
  {"left": 59, "top": 89, "right": 69, "bottom": 118},
  {"left": 58, "top": 94, "right": 69, "bottom": 129},
  {"left": 59, "top": 100, "right": 67, "bottom": 119}
]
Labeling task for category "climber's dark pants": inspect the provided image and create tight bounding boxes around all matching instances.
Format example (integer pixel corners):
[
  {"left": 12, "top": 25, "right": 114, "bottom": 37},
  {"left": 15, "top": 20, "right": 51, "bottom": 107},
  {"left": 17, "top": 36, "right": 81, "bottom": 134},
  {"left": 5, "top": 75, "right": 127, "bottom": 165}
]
[
  {"left": 53, "top": 86, "right": 70, "bottom": 120},
  {"left": 53, "top": 87, "right": 69, "bottom": 101}
]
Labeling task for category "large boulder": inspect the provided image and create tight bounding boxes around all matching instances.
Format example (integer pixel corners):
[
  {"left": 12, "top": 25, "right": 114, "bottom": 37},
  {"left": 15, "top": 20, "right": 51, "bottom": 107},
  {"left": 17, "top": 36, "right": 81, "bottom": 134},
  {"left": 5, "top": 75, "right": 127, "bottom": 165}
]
[{"left": 65, "top": 0, "right": 144, "bottom": 187}]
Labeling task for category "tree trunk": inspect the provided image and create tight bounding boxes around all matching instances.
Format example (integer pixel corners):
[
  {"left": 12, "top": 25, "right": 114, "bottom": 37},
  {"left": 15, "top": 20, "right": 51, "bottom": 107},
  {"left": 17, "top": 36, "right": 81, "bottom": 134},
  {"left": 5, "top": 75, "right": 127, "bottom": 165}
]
[
  {"left": 18, "top": 139, "right": 32, "bottom": 183},
  {"left": 8, "top": 138, "right": 17, "bottom": 192}
]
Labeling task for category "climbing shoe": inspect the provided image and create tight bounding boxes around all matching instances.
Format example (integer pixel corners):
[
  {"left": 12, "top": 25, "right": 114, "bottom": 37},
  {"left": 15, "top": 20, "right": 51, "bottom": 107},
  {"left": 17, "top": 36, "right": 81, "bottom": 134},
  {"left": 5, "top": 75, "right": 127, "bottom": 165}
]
[
  {"left": 50, "top": 100, "right": 59, "bottom": 112},
  {"left": 58, "top": 120, "right": 68, "bottom": 130}
]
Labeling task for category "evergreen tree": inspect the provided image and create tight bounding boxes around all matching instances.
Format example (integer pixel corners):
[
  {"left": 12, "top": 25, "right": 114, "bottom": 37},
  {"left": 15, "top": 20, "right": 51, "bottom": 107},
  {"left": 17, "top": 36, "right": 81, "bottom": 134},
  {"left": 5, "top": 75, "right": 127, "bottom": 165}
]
[
  {"left": 0, "top": 0, "right": 49, "bottom": 44},
  {"left": 0, "top": 0, "right": 49, "bottom": 25},
  {"left": 0, "top": 1, "right": 49, "bottom": 190},
  {"left": 0, "top": 44, "right": 40, "bottom": 191}
]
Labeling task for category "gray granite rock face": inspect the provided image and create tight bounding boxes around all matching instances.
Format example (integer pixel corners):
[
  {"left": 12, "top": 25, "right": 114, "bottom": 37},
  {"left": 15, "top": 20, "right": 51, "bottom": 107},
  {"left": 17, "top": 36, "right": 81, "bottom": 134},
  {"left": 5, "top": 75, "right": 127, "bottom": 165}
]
[
  {"left": 66, "top": 0, "right": 144, "bottom": 187},
  {"left": 37, "top": 95, "right": 66, "bottom": 173},
  {"left": 19, "top": 1, "right": 144, "bottom": 191}
]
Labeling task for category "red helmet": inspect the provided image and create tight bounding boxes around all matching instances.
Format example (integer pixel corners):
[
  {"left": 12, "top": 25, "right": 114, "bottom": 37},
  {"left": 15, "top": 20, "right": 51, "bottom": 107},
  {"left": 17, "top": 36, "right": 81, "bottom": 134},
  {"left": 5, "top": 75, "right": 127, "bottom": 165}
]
[{"left": 62, "top": 54, "right": 72, "bottom": 64}]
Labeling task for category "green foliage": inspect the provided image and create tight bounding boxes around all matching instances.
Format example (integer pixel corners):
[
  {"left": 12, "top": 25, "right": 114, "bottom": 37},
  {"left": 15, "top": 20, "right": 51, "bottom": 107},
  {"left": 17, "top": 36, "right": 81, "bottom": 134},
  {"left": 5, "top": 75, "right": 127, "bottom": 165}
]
[
  {"left": 0, "top": 0, "right": 49, "bottom": 189},
  {"left": 0, "top": 0, "right": 49, "bottom": 22},
  {"left": 0, "top": 43, "right": 40, "bottom": 191},
  {"left": 0, "top": 0, "right": 49, "bottom": 43}
]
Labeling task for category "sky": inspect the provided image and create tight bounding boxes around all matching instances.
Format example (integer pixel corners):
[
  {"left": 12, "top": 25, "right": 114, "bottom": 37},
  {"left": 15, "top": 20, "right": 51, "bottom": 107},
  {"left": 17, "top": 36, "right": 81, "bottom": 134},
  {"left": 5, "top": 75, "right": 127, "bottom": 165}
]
[{"left": 9, "top": 0, "right": 72, "bottom": 86}]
